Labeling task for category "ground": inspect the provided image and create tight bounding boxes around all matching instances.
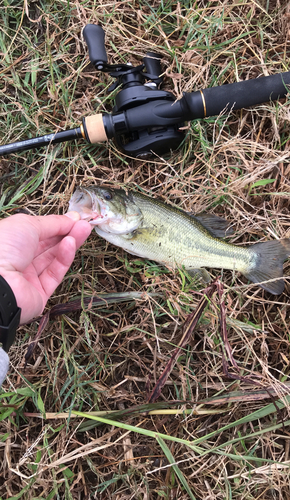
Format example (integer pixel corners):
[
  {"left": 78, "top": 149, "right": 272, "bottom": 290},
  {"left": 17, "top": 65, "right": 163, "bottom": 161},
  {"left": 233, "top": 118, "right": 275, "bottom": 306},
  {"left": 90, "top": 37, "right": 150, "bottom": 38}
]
[{"left": 1, "top": 1, "right": 290, "bottom": 499}]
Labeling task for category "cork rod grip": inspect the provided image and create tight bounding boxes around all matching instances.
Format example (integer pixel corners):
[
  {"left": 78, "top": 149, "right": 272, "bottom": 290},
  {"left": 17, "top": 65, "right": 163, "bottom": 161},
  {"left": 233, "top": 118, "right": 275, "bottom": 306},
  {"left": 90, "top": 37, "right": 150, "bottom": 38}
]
[{"left": 82, "top": 114, "right": 108, "bottom": 143}]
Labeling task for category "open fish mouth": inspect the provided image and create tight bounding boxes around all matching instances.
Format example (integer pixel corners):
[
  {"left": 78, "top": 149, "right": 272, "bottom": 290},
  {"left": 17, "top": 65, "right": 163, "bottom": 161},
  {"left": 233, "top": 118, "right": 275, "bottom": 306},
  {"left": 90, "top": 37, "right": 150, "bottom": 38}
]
[{"left": 68, "top": 188, "right": 110, "bottom": 225}]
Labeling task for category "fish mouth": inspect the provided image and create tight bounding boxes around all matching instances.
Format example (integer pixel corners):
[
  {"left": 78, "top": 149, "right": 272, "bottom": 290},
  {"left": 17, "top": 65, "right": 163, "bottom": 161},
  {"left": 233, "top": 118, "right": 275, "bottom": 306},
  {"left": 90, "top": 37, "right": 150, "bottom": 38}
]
[
  {"left": 79, "top": 189, "right": 111, "bottom": 226},
  {"left": 69, "top": 188, "right": 116, "bottom": 226}
]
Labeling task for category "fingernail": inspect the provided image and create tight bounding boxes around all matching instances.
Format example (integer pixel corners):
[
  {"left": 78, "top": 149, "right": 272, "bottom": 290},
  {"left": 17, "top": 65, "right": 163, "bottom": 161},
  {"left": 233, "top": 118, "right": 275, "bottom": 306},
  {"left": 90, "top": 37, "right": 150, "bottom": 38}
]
[{"left": 64, "top": 211, "right": 81, "bottom": 221}]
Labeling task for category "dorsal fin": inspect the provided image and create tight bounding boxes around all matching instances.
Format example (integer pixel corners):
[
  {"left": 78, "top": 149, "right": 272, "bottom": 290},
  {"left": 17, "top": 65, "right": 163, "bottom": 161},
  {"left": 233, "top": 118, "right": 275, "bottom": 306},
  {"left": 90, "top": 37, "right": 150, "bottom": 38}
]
[{"left": 191, "top": 213, "right": 234, "bottom": 238}]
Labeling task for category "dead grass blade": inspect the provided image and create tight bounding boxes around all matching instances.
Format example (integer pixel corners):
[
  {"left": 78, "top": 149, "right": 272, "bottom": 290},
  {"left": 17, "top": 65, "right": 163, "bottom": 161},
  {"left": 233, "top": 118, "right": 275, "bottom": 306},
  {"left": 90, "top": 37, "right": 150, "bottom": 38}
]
[{"left": 148, "top": 280, "right": 217, "bottom": 403}]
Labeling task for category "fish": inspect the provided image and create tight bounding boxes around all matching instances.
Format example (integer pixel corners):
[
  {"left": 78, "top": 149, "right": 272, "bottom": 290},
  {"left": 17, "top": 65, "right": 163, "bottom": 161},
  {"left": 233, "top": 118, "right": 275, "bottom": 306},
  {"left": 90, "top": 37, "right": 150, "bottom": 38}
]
[{"left": 68, "top": 186, "right": 290, "bottom": 294}]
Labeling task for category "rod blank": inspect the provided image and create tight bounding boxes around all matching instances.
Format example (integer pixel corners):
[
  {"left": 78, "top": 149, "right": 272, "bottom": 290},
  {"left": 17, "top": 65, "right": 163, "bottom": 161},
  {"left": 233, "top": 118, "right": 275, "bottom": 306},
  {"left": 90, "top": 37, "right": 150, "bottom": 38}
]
[{"left": 0, "top": 127, "right": 83, "bottom": 156}]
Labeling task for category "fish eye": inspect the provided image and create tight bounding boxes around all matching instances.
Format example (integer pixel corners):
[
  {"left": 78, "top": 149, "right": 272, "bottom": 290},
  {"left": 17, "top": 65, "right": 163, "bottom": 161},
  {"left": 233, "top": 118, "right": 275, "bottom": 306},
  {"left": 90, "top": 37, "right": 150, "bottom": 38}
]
[{"left": 103, "top": 191, "right": 112, "bottom": 201}]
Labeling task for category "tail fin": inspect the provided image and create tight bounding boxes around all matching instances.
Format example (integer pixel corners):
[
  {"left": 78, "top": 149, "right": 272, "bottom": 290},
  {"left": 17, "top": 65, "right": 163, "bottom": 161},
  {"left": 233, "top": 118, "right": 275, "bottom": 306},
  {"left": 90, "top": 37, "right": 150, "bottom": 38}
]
[{"left": 244, "top": 239, "right": 290, "bottom": 294}]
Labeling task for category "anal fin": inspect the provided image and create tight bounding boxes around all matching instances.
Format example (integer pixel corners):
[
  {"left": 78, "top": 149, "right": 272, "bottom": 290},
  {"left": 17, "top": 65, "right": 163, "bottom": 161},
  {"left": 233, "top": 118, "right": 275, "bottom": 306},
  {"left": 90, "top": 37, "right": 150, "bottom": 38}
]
[{"left": 187, "top": 268, "right": 211, "bottom": 283}]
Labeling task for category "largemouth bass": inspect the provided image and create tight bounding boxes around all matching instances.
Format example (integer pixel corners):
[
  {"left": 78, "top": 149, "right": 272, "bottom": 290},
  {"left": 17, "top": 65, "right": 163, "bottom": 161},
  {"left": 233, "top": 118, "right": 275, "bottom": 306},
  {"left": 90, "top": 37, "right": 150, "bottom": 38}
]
[{"left": 69, "top": 186, "right": 290, "bottom": 294}]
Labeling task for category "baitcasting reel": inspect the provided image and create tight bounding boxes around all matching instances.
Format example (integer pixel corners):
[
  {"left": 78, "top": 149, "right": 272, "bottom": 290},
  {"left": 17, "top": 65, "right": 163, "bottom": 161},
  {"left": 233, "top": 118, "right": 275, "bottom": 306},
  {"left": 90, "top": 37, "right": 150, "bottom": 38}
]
[{"left": 82, "top": 25, "right": 185, "bottom": 158}]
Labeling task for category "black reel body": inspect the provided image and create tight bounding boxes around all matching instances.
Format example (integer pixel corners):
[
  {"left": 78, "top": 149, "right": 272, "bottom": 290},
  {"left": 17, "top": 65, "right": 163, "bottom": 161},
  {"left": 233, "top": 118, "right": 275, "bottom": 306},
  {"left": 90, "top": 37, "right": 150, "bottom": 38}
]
[
  {"left": 114, "top": 124, "right": 185, "bottom": 159},
  {"left": 113, "top": 86, "right": 185, "bottom": 158},
  {"left": 83, "top": 24, "right": 185, "bottom": 158}
]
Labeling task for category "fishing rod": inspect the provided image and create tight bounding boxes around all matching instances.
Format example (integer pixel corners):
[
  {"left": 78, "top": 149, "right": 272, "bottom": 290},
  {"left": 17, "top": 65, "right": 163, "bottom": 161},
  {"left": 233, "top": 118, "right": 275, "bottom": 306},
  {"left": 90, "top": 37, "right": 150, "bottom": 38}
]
[{"left": 1, "top": 24, "right": 290, "bottom": 159}]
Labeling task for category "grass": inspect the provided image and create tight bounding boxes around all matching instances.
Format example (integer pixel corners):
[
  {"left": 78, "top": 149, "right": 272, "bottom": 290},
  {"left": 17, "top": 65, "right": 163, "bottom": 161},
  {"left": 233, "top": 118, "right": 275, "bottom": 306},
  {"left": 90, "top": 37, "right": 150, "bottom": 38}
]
[{"left": 1, "top": 0, "right": 290, "bottom": 498}]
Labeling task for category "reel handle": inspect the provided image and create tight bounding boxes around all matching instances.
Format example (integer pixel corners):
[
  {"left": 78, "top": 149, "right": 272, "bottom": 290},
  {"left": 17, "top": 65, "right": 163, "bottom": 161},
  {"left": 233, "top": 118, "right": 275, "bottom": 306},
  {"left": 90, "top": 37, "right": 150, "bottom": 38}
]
[{"left": 83, "top": 24, "right": 107, "bottom": 70}]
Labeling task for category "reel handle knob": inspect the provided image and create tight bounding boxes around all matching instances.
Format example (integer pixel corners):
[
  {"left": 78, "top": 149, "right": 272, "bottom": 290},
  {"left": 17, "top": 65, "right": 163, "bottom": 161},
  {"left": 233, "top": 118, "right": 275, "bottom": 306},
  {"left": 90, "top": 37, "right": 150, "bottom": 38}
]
[
  {"left": 143, "top": 52, "right": 163, "bottom": 84},
  {"left": 83, "top": 24, "right": 108, "bottom": 70}
]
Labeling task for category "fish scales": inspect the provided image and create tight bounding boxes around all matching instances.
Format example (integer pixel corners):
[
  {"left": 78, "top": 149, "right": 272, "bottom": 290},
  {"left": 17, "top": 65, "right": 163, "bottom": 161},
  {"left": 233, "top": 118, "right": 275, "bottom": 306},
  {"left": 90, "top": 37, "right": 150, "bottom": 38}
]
[{"left": 113, "top": 192, "right": 253, "bottom": 274}]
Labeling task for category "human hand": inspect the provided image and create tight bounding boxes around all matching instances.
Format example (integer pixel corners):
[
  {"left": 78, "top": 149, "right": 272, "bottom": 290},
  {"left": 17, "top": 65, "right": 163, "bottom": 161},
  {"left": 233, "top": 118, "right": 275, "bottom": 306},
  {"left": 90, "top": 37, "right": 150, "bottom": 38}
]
[{"left": 0, "top": 212, "right": 92, "bottom": 324}]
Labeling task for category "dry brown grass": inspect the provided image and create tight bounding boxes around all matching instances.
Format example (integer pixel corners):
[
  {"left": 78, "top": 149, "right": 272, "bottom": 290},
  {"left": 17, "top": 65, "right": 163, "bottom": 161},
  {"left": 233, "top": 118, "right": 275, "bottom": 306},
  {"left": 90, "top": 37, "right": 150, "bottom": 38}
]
[{"left": 1, "top": 1, "right": 290, "bottom": 498}]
